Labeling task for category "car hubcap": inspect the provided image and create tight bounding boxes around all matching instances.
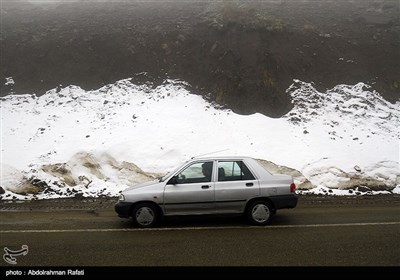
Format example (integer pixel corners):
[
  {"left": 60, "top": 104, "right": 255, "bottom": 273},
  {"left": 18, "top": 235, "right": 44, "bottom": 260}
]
[
  {"left": 136, "top": 207, "right": 154, "bottom": 225},
  {"left": 252, "top": 204, "right": 270, "bottom": 223}
]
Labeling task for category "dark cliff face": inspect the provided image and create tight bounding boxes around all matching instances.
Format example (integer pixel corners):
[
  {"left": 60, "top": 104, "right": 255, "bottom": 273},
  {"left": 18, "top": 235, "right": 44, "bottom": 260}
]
[{"left": 1, "top": 0, "right": 399, "bottom": 117}]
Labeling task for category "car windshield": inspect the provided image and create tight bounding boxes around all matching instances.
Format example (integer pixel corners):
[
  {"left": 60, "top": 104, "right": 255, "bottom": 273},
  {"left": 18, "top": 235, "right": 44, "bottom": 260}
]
[{"left": 158, "top": 162, "right": 187, "bottom": 182}]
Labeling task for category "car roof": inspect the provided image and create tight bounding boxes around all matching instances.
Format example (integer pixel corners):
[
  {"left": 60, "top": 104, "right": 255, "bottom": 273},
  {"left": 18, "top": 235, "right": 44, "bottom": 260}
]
[{"left": 189, "top": 156, "right": 254, "bottom": 161}]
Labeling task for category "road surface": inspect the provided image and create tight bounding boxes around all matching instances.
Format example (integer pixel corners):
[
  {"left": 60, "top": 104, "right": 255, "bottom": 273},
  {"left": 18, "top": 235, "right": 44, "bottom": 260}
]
[{"left": 0, "top": 195, "right": 399, "bottom": 267}]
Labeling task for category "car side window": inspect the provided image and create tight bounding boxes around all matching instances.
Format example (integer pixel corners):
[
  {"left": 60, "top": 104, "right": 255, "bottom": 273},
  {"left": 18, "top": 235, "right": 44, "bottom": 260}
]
[
  {"left": 217, "top": 161, "right": 255, "bottom": 181},
  {"left": 176, "top": 161, "right": 213, "bottom": 184}
]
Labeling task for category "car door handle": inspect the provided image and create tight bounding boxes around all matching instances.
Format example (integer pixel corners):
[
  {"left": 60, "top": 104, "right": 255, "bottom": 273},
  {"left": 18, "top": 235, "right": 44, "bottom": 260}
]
[
  {"left": 201, "top": 185, "right": 210, "bottom": 189},
  {"left": 246, "top": 183, "right": 254, "bottom": 187}
]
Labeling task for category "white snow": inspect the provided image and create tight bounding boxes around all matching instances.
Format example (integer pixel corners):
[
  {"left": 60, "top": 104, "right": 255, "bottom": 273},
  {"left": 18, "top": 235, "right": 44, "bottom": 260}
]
[
  {"left": 4, "top": 77, "right": 15, "bottom": 86},
  {"left": 1, "top": 78, "right": 399, "bottom": 199}
]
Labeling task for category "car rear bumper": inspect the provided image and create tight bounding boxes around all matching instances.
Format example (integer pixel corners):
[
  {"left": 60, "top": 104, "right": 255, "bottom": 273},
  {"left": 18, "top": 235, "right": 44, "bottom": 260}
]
[
  {"left": 115, "top": 201, "right": 134, "bottom": 218},
  {"left": 270, "top": 194, "right": 298, "bottom": 210}
]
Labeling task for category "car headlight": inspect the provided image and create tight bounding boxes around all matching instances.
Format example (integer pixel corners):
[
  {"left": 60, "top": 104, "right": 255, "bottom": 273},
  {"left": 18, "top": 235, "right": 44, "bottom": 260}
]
[{"left": 119, "top": 194, "right": 125, "bottom": 201}]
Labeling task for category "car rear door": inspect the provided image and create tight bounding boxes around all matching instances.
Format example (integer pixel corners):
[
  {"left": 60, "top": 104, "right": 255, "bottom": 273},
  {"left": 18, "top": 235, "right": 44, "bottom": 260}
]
[{"left": 214, "top": 160, "right": 260, "bottom": 213}]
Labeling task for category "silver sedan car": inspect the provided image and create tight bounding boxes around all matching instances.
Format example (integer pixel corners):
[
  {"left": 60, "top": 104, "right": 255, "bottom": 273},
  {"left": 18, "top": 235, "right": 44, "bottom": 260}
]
[{"left": 115, "top": 156, "right": 298, "bottom": 227}]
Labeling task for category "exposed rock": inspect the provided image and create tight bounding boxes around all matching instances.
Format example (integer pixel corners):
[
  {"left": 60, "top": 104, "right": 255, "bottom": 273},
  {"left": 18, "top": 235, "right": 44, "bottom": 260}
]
[
  {"left": 1, "top": 1, "right": 398, "bottom": 117},
  {"left": 42, "top": 163, "right": 76, "bottom": 186}
]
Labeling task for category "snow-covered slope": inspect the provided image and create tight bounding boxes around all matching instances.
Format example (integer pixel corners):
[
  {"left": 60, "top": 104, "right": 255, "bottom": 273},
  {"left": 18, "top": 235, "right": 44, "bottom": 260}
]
[
  {"left": 1, "top": 78, "right": 399, "bottom": 199},
  {"left": 285, "top": 80, "right": 399, "bottom": 195}
]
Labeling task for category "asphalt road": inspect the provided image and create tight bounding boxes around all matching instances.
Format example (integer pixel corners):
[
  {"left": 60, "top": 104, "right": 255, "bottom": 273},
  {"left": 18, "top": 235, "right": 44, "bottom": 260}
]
[{"left": 0, "top": 196, "right": 399, "bottom": 267}]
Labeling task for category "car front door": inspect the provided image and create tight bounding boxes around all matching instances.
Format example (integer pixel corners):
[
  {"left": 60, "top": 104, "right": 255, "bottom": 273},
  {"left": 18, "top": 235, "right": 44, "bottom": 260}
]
[{"left": 163, "top": 161, "right": 215, "bottom": 215}]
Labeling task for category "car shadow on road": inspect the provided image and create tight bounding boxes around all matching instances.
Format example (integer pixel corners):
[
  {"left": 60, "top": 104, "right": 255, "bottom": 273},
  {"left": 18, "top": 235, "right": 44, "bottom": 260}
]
[{"left": 117, "top": 213, "right": 296, "bottom": 229}]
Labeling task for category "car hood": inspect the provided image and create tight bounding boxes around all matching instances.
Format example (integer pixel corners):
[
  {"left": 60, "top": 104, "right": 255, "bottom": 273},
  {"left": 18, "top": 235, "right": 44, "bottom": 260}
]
[{"left": 123, "top": 179, "right": 160, "bottom": 191}]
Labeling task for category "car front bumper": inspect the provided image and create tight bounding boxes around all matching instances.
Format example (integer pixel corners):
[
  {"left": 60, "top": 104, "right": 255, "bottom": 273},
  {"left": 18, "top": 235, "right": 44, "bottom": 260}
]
[{"left": 114, "top": 201, "right": 134, "bottom": 218}]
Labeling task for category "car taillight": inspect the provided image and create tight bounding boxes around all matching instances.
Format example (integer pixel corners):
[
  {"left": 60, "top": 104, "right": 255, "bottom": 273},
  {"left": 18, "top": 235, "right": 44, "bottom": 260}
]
[{"left": 290, "top": 183, "right": 296, "bottom": 192}]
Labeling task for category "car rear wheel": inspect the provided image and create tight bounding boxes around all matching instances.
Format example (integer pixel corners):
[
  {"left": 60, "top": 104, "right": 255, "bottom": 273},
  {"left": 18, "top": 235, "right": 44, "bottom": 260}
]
[
  {"left": 247, "top": 200, "right": 273, "bottom": 225},
  {"left": 132, "top": 203, "right": 159, "bottom": 228}
]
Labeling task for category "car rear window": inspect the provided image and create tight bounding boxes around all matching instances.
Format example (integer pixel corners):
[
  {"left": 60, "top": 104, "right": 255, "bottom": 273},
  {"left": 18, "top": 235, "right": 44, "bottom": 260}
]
[{"left": 217, "top": 161, "right": 255, "bottom": 181}]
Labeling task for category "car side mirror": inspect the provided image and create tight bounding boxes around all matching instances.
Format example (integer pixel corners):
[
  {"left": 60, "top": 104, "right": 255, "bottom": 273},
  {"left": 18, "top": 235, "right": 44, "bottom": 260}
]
[{"left": 167, "top": 176, "right": 178, "bottom": 185}]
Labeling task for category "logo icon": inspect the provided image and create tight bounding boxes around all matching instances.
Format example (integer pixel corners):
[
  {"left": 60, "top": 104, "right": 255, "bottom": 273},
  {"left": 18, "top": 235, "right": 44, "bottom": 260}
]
[{"left": 3, "top": 245, "right": 29, "bottom": 265}]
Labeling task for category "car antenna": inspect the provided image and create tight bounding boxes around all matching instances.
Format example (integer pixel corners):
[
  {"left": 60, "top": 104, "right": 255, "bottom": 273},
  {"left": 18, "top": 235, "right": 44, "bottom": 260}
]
[{"left": 191, "top": 149, "right": 229, "bottom": 159}]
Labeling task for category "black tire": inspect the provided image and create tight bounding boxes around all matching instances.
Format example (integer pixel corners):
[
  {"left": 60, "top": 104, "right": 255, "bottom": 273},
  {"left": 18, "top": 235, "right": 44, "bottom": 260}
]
[
  {"left": 246, "top": 200, "right": 273, "bottom": 226},
  {"left": 132, "top": 202, "right": 159, "bottom": 228}
]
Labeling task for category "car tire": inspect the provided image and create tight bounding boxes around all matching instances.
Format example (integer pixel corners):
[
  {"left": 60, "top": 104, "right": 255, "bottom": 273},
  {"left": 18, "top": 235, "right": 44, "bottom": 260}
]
[
  {"left": 132, "top": 203, "right": 159, "bottom": 228},
  {"left": 247, "top": 200, "right": 273, "bottom": 226}
]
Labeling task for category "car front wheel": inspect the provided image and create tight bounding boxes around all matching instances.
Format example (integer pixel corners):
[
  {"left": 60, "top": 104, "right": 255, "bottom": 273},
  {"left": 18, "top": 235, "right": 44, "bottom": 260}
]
[
  {"left": 247, "top": 200, "right": 273, "bottom": 226},
  {"left": 132, "top": 203, "right": 159, "bottom": 228}
]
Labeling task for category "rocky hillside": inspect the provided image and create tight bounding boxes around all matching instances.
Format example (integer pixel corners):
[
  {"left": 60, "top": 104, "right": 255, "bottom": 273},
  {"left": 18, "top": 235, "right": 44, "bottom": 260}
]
[{"left": 1, "top": 0, "right": 399, "bottom": 117}]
